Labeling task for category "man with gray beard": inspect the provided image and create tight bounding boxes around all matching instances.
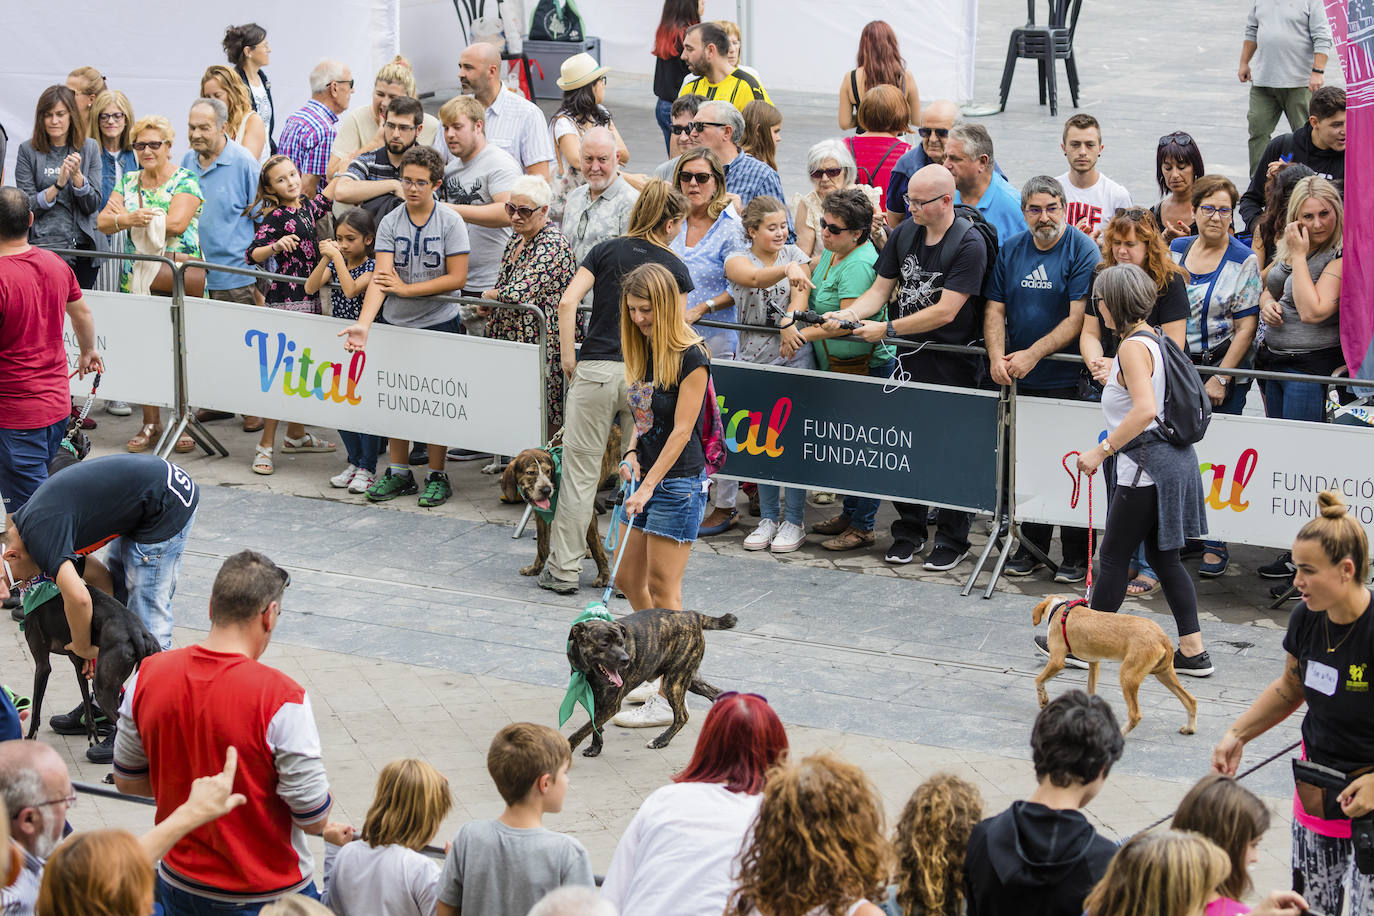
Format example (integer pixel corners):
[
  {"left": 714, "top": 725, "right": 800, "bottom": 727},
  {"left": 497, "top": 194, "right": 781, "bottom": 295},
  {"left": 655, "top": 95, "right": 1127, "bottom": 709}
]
[
  {"left": 0, "top": 740, "right": 69, "bottom": 914},
  {"left": 560, "top": 127, "right": 639, "bottom": 274}
]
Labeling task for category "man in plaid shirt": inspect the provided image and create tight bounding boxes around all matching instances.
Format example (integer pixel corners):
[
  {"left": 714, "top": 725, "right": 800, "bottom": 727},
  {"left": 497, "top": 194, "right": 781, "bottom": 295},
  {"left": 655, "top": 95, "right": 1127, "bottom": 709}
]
[
  {"left": 693, "top": 100, "right": 792, "bottom": 240},
  {"left": 277, "top": 60, "right": 355, "bottom": 198}
]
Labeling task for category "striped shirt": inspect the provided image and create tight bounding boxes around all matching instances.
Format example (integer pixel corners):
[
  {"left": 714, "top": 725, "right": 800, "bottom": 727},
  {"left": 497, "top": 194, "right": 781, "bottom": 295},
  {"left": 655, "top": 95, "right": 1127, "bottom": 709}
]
[
  {"left": 277, "top": 100, "right": 340, "bottom": 179},
  {"left": 482, "top": 89, "right": 555, "bottom": 173}
]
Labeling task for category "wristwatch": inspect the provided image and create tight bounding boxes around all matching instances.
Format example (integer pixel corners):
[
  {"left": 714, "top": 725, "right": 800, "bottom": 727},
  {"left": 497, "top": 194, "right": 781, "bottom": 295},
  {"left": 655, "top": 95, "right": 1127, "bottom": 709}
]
[
  {"left": 886, "top": 320, "right": 897, "bottom": 338},
  {"left": 1101, "top": 438, "right": 1116, "bottom": 456}
]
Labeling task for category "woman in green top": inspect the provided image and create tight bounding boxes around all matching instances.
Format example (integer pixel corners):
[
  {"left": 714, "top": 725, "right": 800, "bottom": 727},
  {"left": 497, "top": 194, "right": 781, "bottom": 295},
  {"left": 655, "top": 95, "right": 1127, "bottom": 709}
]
[{"left": 782, "top": 187, "right": 893, "bottom": 551}]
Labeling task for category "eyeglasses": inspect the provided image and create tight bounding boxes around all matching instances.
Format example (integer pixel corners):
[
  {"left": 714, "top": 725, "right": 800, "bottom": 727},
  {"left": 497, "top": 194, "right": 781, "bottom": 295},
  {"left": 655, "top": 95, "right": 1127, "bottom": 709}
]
[
  {"left": 689, "top": 121, "right": 726, "bottom": 133},
  {"left": 715, "top": 690, "right": 768, "bottom": 703},
  {"left": 810, "top": 167, "right": 843, "bottom": 181},
  {"left": 331, "top": 79, "right": 355, "bottom": 89},
  {"left": 669, "top": 124, "right": 694, "bottom": 136},
  {"left": 1158, "top": 131, "right": 1195, "bottom": 147},
  {"left": 1114, "top": 206, "right": 1149, "bottom": 220},
  {"left": 35, "top": 793, "right": 77, "bottom": 810},
  {"left": 384, "top": 121, "right": 418, "bottom": 132},
  {"left": 678, "top": 171, "right": 714, "bottom": 185},
  {"left": 400, "top": 178, "right": 432, "bottom": 189},
  {"left": 132, "top": 141, "right": 165, "bottom": 151},
  {"left": 819, "top": 218, "right": 856, "bottom": 234},
  {"left": 97, "top": 112, "right": 126, "bottom": 123},
  {"left": 903, "top": 192, "right": 947, "bottom": 209},
  {"left": 918, "top": 127, "right": 950, "bottom": 139},
  {"left": 1199, "top": 204, "right": 1233, "bottom": 219},
  {"left": 504, "top": 202, "right": 546, "bottom": 219},
  {"left": 1024, "top": 203, "right": 1063, "bottom": 217}
]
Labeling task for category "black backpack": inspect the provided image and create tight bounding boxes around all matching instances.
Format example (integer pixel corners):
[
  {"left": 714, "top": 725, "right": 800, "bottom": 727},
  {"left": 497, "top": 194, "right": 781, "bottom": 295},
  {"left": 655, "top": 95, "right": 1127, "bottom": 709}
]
[
  {"left": 917, "top": 205, "right": 999, "bottom": 341},
  {"left": 1124, "top": 329, "right": 1212, "bottom": 447}
]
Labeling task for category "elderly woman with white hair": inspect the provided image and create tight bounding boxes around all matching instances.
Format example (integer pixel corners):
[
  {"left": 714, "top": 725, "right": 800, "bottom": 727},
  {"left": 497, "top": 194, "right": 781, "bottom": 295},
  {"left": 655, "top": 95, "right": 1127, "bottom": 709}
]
[
  {"left": 482, "top": 175, "right": 579, "bottom": 435},
  {"left": 794, "top": 138, "right": 884, "bottom": 257}
]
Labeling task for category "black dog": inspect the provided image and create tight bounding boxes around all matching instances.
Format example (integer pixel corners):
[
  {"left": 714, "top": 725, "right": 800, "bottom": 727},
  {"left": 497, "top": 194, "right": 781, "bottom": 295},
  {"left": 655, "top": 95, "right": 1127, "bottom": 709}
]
[
  {"left": 566, "top": 609, "right": 737, "bottom": 756},
  {"left": 23, "top": 585, "right": 160, "bottom": 742}
]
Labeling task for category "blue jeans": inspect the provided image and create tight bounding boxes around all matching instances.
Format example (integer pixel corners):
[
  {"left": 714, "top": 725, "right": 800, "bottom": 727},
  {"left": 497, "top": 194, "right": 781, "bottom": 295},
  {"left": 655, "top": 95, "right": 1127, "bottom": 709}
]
[
  {"left": 758, "top": 484, "right": 806, "bottom": 526},
  {"left": 630, "top": 474, "right": 709, "bottom": 543},
  {"left": 1262, "top": 374, "right": 1327, "bottom": 423},
  {"left": 105, "top": 510, "right": 196, "bottom": 651},
  {"left": 158, "top": 877, "right": 319, "bottom": 915},
  {"left": 655, "top": 97, "right": 674, "bottom": 154},
  {"left": 0, "top": 419, "right": 68, "bottom": 514},
  {"left": 837, "top": 359, "right": 896, "bottom": 533},
  {"left": 338, "top": 430, "right": 382, "bottom": 473}
]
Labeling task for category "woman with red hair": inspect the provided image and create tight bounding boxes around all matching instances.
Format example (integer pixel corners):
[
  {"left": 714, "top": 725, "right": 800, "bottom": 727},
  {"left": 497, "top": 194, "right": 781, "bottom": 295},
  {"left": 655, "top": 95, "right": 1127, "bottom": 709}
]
[
  {"left": 600, "top": 692, "right": 788, "bottom": 915},
  {"left": 652, "top": 0, "right": 704, "bottom": 154},
  {"left": 839, "top": 21, "right": 921, "bottom": 133}
]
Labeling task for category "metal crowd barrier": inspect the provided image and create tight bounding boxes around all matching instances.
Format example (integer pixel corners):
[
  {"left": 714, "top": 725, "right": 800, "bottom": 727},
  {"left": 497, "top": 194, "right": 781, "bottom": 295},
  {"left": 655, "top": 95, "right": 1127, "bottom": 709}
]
[{"left": 52, "top": 248, "right": 1374, "bottom": 597}]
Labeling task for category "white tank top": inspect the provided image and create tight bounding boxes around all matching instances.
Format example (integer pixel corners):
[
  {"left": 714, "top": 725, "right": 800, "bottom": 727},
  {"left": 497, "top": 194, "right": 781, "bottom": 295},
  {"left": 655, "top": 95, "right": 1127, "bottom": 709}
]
[{"left": 1102, "top": 333, "right": 1164, "bottom": 487}]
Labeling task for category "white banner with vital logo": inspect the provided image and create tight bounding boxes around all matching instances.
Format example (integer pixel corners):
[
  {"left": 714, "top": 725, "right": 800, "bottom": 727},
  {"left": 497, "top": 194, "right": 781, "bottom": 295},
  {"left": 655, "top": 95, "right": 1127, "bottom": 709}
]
[
  {"left": 65, "top": 291, "right": 177, "bottom": 409},
  {"left": 1015, "top": 396, "right": 1374, "bottom": 549},
  {"left": 182, "top": 298, "right": 544, "bottom": 456}
]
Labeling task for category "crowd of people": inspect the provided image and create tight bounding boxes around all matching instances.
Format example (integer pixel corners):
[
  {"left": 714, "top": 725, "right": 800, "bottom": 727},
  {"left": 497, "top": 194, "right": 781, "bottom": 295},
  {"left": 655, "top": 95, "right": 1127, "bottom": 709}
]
[{"left": 0, "top": 1, "right": 1363, "bottom": 913}]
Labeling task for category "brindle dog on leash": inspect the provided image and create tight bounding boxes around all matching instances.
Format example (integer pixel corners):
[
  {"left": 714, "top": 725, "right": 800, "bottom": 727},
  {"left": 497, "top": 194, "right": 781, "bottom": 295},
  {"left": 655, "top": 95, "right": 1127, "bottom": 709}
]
[{"left": 566, "top": 608, "right": 738, "bottom": 756}]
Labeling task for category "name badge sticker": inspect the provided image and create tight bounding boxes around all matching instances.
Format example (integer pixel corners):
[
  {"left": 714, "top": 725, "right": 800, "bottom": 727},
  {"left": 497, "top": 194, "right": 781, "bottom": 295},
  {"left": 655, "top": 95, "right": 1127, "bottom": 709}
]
[{"left": 1306, "top": 660, "right": 1339, "bottom": 697}]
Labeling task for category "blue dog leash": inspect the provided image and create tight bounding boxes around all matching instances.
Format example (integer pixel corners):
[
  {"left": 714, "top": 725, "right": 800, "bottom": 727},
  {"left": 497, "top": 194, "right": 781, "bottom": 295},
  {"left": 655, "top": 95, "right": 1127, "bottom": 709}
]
[{"left": 597, "top": 468, "right": 638, "bottom": 607}]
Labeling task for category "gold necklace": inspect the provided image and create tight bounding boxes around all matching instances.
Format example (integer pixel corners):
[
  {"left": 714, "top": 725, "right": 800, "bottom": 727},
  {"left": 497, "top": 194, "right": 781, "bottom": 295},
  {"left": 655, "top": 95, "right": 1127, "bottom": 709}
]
[{"left": 1324, "top": 612, "right": 1358, "bottom": 654}]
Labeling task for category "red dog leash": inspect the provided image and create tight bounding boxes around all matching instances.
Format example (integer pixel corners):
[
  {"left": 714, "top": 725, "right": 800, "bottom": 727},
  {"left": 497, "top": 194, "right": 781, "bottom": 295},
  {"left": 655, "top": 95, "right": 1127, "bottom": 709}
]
[{"left": 1061, "top": 452, "right": 1095, "bottom": 592}]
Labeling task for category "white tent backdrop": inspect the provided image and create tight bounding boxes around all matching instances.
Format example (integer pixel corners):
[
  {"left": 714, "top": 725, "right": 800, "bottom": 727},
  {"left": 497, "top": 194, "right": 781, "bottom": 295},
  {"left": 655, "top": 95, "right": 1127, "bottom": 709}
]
[
  {"left": 1, "top": 0, "right": 397, "bottom": 184},
  {"left": 397, "top": 0, "right": 978, "bottom": 103}
]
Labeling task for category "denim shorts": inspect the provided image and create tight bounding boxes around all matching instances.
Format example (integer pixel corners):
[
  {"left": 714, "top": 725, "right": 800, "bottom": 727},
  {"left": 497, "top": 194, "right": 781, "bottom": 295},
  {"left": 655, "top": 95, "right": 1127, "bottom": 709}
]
[
  {"left": 0, "top": 419, "right": 68, "bottom": 515},
  {"left": 629, "top": 474, "right": 708, "bottom": 543}
]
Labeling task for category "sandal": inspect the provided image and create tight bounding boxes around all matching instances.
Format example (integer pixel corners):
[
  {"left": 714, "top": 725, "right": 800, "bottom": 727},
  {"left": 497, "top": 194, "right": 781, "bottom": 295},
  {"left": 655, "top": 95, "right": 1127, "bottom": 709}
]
[
  {"left": 252, "top": 444, "right": 274, "bottom": 475},
  {"left": 281, "top": 433, "right": 337, "bottom": 453},
  {"left": 812, "top": 491, "right": 837, "bottom": 505},
  {"left": 126, "top": 424, "right": 162, "bottom": 453},
  {"left": 174, "top": 433, "right": 196, "bottom": 454},
  {"left": 1127, "top": 575, "right": 1160, "bottom": 598}
]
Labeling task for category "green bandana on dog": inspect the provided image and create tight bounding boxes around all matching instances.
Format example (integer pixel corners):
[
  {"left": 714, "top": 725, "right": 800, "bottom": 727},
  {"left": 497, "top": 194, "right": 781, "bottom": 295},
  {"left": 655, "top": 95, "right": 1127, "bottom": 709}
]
[
  {"left": 527, "top": 446, "right": 564, "bottom": 524},
  {"left": 18, "top": 579, "right": 61, "bottom": 632},
  {"left": 559, "top": 603, "right": 615, "bottom": 733}
]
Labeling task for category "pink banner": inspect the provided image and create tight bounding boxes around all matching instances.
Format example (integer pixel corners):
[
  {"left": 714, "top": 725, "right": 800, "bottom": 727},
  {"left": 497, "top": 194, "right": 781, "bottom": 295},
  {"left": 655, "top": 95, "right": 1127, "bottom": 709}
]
[{"left": 1329, "top": 0, "right": 1372, "bottom": 378}]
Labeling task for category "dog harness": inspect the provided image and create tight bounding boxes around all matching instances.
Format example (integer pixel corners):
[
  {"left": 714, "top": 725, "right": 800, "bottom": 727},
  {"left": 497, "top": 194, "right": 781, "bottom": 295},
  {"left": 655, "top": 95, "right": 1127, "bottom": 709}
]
[
  {"left": 559, "top": 603, "right": 615, "bottom": 733},
  {"left": 1053, "top": 598, "right": 1088, "bottom": 658},
  {"left": 528, "top": 446, "right": 564, "bottom": 524}
]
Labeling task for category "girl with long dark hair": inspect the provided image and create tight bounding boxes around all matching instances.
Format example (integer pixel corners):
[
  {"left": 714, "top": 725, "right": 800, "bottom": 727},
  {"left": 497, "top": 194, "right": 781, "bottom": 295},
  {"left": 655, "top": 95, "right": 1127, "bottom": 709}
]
[{"left": 223, "top": 22, "right": 276, "bottom": 154}]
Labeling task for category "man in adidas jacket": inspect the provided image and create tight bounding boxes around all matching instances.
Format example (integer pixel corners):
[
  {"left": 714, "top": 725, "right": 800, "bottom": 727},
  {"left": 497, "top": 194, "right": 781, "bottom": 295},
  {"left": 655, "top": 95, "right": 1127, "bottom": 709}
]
[{"left": 984, "top": 174, "right": 1100, "bottom": 581}]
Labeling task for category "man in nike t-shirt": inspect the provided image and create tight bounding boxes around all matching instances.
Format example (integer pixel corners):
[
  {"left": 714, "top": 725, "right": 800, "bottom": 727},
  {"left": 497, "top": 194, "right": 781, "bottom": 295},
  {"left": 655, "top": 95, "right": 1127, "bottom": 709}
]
[{"left": 984, "top": 174, "right": 1099, "bottom": 583}]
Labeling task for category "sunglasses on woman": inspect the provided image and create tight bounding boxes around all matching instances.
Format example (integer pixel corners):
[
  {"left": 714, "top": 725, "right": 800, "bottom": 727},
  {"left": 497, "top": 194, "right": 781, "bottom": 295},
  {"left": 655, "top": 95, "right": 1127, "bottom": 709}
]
[
  {"left": 679, "top": 171, "right": 714, "bottom": 185},
  {"left": 504, "top": 202, "right": 545, "bottom": 219},
  {"left": 132, "top": 141, "right": 165, "bottom": 151},
  {"left": 819, "top": 218, "right": 856, "bottom": 234},
  {"left": 810, "top": 167, "right": 843, "bottom": 181},
  {"left": 1158, "top": 131, "right": 1195, "bottom": 147}
]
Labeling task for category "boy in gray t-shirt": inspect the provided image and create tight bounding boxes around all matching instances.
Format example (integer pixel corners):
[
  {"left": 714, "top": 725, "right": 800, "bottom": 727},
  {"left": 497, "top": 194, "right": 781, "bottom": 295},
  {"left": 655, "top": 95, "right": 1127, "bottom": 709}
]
[
  {"left": 341, "top": 146, "right": 469, "bottom": 508},
  {"left": 436, "top": 723, "right": 593, "bottom": 916}
]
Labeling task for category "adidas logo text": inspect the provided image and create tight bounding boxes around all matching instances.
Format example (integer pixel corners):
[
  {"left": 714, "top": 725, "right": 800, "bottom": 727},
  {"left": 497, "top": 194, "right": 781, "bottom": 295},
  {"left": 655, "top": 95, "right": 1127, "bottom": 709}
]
[{"left": 1020, "top": 264, "right": 1054, "bottom": 289}]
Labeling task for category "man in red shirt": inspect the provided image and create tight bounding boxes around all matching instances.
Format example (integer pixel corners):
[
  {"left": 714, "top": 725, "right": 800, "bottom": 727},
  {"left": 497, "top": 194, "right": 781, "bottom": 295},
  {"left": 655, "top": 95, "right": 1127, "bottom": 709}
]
[
  {"left": 0, "top": 186, "right": 101, "bottom": 518},
  {"left": 113, "top": 550, "right": 338, "bottom": 913}
]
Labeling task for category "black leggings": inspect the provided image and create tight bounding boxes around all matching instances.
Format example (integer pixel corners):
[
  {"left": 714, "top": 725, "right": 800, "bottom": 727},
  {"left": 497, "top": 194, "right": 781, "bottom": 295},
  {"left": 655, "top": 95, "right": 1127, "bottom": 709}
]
[{"left": 1091, "top": 484, "right": 1200, "bottom": 638}]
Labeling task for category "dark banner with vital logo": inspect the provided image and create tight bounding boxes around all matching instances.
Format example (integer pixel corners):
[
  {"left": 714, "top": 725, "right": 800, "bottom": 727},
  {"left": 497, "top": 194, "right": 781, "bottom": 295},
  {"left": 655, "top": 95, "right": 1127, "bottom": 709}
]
[{"left": 711, "top": 361, "right": 1001, "bottom": 512}]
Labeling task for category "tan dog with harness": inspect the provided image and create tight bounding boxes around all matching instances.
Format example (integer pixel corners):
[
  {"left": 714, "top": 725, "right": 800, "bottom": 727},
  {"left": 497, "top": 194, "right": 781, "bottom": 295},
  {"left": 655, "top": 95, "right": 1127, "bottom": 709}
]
[{"left": 1032, "top": 595, "right": 1198, "bottom": 735}]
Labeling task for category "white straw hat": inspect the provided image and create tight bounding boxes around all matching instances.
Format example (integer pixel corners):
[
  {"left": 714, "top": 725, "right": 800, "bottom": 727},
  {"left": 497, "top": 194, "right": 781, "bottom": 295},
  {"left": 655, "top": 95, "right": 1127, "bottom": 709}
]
[{"left": 556, "top": 52, "right": 610, "bottom": 91}]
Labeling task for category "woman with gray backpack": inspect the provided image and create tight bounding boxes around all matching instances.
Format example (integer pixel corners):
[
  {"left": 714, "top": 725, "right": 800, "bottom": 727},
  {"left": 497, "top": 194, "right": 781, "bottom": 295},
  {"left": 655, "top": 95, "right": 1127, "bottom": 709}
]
[{"left": 1067, "top": 263, "right": 1215, "bottom": 677}]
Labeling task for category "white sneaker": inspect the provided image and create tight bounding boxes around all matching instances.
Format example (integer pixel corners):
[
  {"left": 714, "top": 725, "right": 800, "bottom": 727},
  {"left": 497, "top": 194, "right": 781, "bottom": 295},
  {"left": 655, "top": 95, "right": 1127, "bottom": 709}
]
[
  {"left": 330, "top": 464, "right": 358, "bottom": 488},
  {"left": 104, "top": 401, "right": 132, "bottom": 416},
  {"left": 613, "top": 693, "right": 674, "bottom": 728},
  {"left": 348, "top": 468, "right": 376, "bottom": 494},
  {"left": 771, "top": 521, "right": 807, "bottom": 553},
  {"left": 743, "top": 519, "right": 778, "bottom": 550},
  {"left": 624, "top": 678, "right": 659, "bottom": 705}
]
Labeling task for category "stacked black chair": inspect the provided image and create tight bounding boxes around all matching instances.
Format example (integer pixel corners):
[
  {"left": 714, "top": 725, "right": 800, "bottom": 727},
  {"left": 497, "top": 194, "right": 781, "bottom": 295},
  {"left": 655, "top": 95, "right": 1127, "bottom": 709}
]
[{"left": 998, "top": 0, "right": 1084, "bottom": 116}]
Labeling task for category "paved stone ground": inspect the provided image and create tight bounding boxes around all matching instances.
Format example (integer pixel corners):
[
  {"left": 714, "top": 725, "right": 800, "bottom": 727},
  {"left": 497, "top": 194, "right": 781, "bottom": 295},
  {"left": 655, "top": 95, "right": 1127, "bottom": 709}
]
[{"left": 26, "top": 0, "right": 1345, "bottom": 900}]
